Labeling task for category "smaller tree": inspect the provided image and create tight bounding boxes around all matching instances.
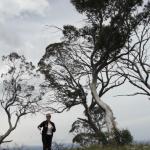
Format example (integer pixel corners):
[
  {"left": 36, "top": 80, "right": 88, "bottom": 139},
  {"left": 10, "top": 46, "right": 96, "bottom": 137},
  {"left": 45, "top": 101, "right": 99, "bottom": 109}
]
[{"left": 0, "top": 52, "right": 42, "bottom": 144}]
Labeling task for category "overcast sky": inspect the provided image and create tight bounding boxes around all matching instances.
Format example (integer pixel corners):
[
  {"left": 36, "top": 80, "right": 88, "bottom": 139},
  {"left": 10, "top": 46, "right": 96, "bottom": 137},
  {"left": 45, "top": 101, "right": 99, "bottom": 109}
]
[{"left": 0, "top": 0, "right": 150, "bottom": 147}]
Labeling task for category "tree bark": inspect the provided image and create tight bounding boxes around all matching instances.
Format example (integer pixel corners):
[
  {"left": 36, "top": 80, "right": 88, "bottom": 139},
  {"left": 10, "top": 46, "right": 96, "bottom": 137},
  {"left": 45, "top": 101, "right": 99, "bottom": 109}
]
[
  {"left": 0, "top": 126, "right": 15, "bottom": 145},
  {"left": 90, "top": 78, "right": 116, "bottom": 135}
]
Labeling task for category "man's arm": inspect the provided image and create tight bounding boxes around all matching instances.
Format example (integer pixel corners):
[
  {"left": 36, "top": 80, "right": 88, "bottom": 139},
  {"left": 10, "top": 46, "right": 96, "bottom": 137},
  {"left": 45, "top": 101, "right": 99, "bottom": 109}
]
[
  {"left": 37, "top": 121, "right": 44, "bottom": 130},
  {"left": 52, "top": 122, "right": 56, "bottom": 132}
]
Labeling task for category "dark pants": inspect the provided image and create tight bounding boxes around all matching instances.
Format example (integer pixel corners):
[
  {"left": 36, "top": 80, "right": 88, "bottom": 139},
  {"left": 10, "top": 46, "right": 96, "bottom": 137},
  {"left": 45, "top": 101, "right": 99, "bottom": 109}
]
[{"left": 42, "top": 134, "right": 53, "bottom": 150}]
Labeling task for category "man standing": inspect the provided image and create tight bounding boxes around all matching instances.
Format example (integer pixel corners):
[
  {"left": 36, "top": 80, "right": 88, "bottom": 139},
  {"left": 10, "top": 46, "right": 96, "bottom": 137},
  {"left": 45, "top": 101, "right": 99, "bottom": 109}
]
[{"left": 38, "top": 113, "right": 56, "bottom": 150}]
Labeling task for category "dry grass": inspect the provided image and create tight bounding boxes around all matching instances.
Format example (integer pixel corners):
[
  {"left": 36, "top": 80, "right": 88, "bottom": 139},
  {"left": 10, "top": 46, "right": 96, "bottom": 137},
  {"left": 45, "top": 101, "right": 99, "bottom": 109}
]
[{"left": 68, "top": 144, "right": 150, "bottom": 150}]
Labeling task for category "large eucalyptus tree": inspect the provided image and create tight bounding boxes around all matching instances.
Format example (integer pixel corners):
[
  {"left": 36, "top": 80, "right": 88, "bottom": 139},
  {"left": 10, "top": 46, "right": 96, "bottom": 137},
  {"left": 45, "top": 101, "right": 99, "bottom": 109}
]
[{"left": 38, "top": 0, "right": 150, "bottom": 137}]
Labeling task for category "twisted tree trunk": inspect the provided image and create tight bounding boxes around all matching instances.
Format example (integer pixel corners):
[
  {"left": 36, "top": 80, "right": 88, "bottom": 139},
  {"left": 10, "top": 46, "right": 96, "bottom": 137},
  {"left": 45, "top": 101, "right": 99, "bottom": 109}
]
[{"left": 90, "top": 78, "right": 116, "bottom": 135}]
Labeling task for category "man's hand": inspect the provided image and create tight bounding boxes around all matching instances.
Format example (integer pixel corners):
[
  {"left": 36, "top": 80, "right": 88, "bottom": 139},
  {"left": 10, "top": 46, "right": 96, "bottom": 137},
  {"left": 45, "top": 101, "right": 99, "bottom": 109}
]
[
  {"left": 38, "top": 127, "right": 41, "bottom": 131},
  {"left": 38, "top": 127, "right": 42, "bottom": 134}
]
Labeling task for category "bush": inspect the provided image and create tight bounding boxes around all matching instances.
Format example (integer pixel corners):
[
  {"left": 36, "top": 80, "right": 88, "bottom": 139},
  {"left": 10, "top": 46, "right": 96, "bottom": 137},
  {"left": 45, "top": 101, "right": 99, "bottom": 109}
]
[{"left": 114, "top": 128, "right": 133, "bottom": 145}]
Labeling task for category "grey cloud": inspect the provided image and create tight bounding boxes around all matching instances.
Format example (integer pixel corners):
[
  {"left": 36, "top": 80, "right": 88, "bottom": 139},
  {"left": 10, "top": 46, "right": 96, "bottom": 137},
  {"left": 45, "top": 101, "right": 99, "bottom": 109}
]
[
  {"left": 0, "top": 0, "right": 51, "bottom": 20},
  {"left": 0, "top": 0, "right": 83, "bottom": 65}
]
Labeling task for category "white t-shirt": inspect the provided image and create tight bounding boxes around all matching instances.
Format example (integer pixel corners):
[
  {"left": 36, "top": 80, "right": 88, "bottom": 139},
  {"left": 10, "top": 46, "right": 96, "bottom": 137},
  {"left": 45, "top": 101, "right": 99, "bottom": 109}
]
[{"left": 47, "top": 122, "right": 53, "bottom": 135}]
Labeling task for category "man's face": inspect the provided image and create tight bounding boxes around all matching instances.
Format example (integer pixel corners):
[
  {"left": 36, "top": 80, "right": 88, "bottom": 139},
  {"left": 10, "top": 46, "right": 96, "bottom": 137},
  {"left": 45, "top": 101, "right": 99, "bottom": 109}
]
[{"left": 46, "top": 115, "right": 51, "bottom": 121}]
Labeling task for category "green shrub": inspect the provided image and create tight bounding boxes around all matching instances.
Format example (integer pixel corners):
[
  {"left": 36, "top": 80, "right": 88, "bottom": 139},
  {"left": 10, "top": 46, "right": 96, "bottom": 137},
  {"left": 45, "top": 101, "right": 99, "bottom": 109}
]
[{"left": 113, "top": 128, "right": 133, "bottom": 145}]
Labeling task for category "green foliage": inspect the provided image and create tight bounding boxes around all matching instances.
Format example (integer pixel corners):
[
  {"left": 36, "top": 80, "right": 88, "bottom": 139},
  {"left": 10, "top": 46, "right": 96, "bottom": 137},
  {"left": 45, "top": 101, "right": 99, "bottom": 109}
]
[
  {"left": 71, "top": 0, "right": 143, "bottom": 15},
  {"left": 72, "top": 132, "right": 107, "bottom": 147},
  {"left": 113, "top": 128, "right": 133, "bottom": 145},
  {"left": 70, "top": 106, "right": 107, "bottom": 146},
  {"left": 63, "top": 25, "right": 79, "bottom": 41},
  {"left": 120, "top": 129, "right": 133, "bottom": 145}
]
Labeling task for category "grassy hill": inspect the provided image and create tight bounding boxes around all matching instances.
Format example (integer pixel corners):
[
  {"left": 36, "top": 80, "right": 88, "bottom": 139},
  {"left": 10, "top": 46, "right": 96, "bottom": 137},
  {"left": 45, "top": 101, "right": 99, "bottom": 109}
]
[
  {"left": 1, "top": 144, "right": 150, "bottom": 150},
  {"left": 69, "top": 144, "right": 150, "bottom": 150}
]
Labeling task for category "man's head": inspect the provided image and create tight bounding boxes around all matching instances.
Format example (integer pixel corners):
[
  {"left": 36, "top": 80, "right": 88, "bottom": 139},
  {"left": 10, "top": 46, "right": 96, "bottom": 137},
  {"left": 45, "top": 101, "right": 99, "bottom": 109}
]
[{"left": 46, "top": 113, "right": 51, "bottom": 121}]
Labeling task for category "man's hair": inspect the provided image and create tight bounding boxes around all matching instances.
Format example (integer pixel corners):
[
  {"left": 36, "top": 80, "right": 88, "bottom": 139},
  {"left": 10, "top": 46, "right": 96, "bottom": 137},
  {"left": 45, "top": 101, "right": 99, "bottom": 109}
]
[{"left": 46, "top": 113, "right": 51, "bottom": 117}]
